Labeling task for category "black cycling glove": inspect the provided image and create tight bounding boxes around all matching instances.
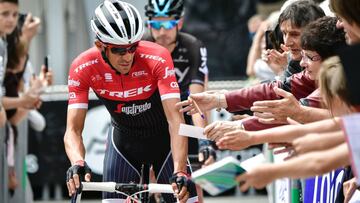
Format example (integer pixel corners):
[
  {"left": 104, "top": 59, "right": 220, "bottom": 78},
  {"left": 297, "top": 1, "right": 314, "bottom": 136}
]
[
  {"left": 169, "top": 171, "right": 191, "bottom": 192},
  {"left": 199, "top": 145, "right": 217, "bottom": 163},
  {"left": 66, "top": 160, "right": 92, "bottom": 182}
]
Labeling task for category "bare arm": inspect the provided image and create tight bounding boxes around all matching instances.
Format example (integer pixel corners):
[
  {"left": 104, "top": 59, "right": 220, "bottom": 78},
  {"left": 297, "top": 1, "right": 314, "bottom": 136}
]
[
  {"left": 162, "top": 98, "right": 188, "bottom": 173},
  {"left": 292, "top": 130, "right": 345, "bottom": 155},
  {"left": 8, "top": 108, "right": 29, "bottom": 126},
  {"left": 64, "top": 108, "right": 87, "bottom": 164},
  {"left": 246, "top": 22, "right": 267, "bottom": 77},
  {"left": 0, "top": 102, "right": 6, "bottom": 127},
  {"left": 251, "top": 117, "right": 341, "bottom": 144},
  {"left": 2, "top": 94, "right": 40, "bottom": 110},
  {"left": 237, "top": 143, "right": 349, "bottom": 191},
  {"left": 292, "top": 106, "right": 331, "bottom": 123},
  {"left": 216, "top": 117, "right": 341, "bottom": 151}
]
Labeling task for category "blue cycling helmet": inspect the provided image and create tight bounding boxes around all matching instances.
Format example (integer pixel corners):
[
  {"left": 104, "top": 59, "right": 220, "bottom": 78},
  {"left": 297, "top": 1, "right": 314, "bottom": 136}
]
[{"left": 145, "top": 0, "right": 184, "bottom": 19}]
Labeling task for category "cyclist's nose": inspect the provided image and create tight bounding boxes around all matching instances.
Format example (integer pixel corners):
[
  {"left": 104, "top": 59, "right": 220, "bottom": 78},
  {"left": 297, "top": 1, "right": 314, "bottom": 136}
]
[
  {"left": 159, "top": 27, "right": 167, "bottom": 34},
  {"left": 119, "top": 52, "right": 133, "bottom": 62}
]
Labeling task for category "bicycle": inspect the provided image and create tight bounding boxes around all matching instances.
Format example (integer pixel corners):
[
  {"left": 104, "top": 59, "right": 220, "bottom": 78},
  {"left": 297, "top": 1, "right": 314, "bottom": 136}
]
[
  {"left": 71, "top": 164, "right": 178, "bottom": 203},
  {"left": 71, "top": 181, "right": 175, "bottom": 203}
]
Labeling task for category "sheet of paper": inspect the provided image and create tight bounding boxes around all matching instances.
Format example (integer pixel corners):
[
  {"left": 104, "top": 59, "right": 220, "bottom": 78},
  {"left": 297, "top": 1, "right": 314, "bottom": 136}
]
[
  {"left": 178, "top": 123, "right": 207, "bottom": 140},
  {"left": 342, "top": 113, "right": 360, "bottom": 185},
  {"left": 349, "top": 190, "right": 360, "bottom": 203}
]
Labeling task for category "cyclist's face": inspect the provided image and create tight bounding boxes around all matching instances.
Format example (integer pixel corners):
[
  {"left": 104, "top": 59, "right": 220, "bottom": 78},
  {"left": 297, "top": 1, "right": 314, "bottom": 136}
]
[
  {"left": 149, "top": 17, "right": 181, "bottom": 49},
  {"left": 336, "top": 16, "right": 360, "bottom": 45},
  {"left": 105, "top": 46, "right": 136, "bottom": 74},
  {"left": 280, "top": 20, "right": 303, "bottom": 61},
  {"left": 0, "top": 2, "right": 18, "bottom": 37},
  {"left": 299, "top": 50, "right": 322, "bottom": 80}
]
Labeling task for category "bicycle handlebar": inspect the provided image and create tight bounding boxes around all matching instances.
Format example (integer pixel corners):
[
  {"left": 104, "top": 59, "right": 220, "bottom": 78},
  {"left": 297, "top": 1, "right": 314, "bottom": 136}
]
[
  {"left": 72, "top": 182, "right": 174, "bottom": 203},
  {"left": 81, "top": 181, "right": 174, "bottom": 193}
]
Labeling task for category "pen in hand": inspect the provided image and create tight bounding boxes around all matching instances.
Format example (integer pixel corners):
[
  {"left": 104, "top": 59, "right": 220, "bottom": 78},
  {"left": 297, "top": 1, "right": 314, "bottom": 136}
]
[{"left": 189, "top": 97, "right": 205, "bottom": 119}]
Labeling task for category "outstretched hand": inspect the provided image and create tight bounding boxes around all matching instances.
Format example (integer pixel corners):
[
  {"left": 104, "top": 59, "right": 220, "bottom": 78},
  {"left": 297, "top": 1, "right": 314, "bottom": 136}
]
[
  {"left": 236, "top": 164, "right": 276, "bottom": 192},
  {"left": 251, "top": 87, "right": 301, "bottom": 124},
  {"left": 204, "top": 120, "right": 243, "bottom": 142},
  {"left": 216, "top": 129, "right": 253, "bottom": 151},
  {"left": 175, "top": 91, "right": 224, "bottom": 115}
]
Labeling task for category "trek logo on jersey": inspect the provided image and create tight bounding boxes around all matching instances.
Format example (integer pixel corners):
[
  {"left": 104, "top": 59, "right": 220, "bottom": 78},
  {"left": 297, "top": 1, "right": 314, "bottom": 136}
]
[
  {"left": 132, "top": 70, "right": 148, "bottom": 78},
  {"left": 114, "top": 102, "right": 152, "bottom": 115},
  {"left": 170, "top": 82, "right": 179, "bottom": 88},
  {"left": 75, "top": 59, "right": 99, "bottom": 73},
  {"left": 97, "top": 84, "right": 152, "bottom": 98},
  {"left": 163, "top": 67, "right": 176, "bottom": 79},
  {"left": 140, "top": 54, "right": 166, "bottom": 63},
  {"left": 104, "top": 73, "right": 113, "bottom": 82},
  {"left": 69, "top": 92, "right": 76, "bottom": 99}
]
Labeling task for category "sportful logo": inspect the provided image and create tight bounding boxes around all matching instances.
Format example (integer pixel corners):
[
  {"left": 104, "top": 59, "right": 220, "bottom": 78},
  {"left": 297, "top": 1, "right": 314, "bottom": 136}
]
[
  {"left": 75, "top": 59, "right": 99, "bottom": 73},
  {"left": 140, "top": 54, "right": 166, "bottom": 63},
  {"left": 104, "top": 73, "right": 113, "bottom": 82},
  {"left": 163, "top": 67, "right": 176, "bottom": 79},
  {"left": 97, "top": 85, "right": 152, "bottom": 98},
  {"left": 114, "top": 102, "right": 152, "bottom": 115}
]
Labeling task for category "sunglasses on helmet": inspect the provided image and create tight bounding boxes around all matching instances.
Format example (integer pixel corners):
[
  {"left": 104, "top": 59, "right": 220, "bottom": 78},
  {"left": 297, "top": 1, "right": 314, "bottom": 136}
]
[
  {"left": 147, "top": 20, "right": 179, "bottom": 30},
  {"left": 105, "top": 43, "right": 139, "bottom": 55}
]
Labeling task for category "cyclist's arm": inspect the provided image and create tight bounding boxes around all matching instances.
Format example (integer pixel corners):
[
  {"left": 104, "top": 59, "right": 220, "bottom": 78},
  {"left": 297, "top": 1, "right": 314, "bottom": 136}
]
[
  {"left": 162, "top": 98, "right": 188, "bottom": 172},
  {"left": 64, "top": 106, "right": 87, "bottom": 164}
]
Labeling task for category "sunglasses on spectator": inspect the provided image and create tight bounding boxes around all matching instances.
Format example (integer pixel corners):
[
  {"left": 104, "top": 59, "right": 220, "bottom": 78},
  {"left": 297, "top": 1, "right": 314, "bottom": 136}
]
[
  {"left": 105, "top": 43, "right": 138, "bottom": 55},
  {"left": 301, "top": 51, "right": 321, "bottom": 62},
  {"left": 147, "top": 20, "right": 179, "bottom": 30}
]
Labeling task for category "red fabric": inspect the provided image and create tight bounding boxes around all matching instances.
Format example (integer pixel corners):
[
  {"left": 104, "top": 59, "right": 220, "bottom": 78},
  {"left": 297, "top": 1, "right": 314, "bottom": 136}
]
[
  {"left": 225, "top": 71, "right": 316, "bottom": 112},
  {"left": 67, "top": 41, "right": 180, "bottom": 108}
]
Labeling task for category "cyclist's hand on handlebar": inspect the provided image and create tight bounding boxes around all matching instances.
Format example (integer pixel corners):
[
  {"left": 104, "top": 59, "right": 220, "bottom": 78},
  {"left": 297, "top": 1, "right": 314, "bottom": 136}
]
[
  {"left": 66, "top": 160, "right": 92, "bottom": 196},
  {"left": 169, "top": 171, "right": 190, "bottom": 202}
]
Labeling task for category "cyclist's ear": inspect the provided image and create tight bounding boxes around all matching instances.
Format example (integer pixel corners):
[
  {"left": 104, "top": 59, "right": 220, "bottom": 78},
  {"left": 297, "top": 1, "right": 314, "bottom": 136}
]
[
  {"left": 94, "top": 40, "right": 104, "bottom": 50},
  {"left": 177, "top": 18, "right": 184, "bottom": 30},
  {"left": 145, "top": 20, "right": 150, "bottom": 29}
]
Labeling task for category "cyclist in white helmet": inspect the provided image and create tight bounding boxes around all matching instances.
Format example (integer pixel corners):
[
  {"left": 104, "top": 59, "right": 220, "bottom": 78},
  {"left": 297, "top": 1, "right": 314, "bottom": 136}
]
[{"left": 64, "top": 0, "right": 198, "bottom": 202}]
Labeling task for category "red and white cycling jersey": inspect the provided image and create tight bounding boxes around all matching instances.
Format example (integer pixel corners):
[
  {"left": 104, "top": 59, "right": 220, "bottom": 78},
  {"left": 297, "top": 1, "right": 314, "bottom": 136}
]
[{"left": 67, "top": 41, "right": 180, "bottom": 134}]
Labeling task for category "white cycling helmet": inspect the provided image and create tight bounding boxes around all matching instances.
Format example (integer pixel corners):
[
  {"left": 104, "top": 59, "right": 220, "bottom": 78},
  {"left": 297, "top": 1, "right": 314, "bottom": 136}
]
[{"left": 91, "top": 0, "right": 144, "bottom": 45}]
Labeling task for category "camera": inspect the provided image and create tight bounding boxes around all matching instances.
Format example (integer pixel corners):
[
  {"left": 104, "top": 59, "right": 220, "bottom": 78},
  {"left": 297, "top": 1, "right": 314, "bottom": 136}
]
[
  {"left": 264, "top": 24, "right": 284, "bottom": 51},
  {"left": 18, "top": 13, "right": 34, "bottom": 27}
]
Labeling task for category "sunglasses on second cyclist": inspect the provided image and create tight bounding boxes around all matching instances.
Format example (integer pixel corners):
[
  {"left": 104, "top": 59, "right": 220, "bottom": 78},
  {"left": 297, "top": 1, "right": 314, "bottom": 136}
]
[
  {"left": 105, "top": 42, "right": 139, "bottom": 55},
  {"left": 147, "top": 20, "right": 179, "bottom": 30}
]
